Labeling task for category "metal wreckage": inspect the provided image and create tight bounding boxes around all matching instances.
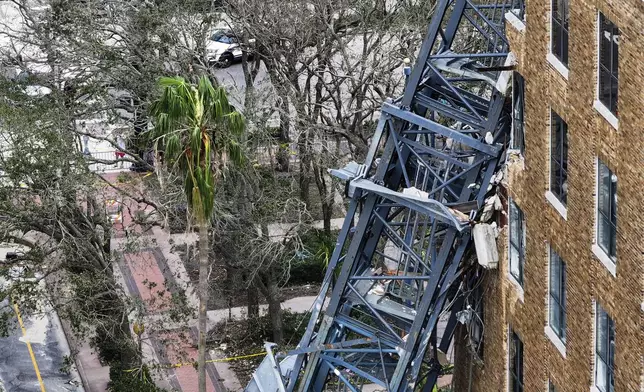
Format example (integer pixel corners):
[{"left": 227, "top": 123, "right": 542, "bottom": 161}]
[{"left": 247, "top": 0, "right": 523, "bottom": 389}]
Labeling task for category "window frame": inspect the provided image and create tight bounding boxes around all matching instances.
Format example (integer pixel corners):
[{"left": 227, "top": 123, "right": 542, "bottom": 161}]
[
  {"left": 548, "top": 249, "right": 567, "bottom": 342},
  {"left": 549, "top": 380, "right": 558, "bottom": 392},
  {"left": 509, "top": 199, "right": 526, "bottom": 286},
  {"left": 549, "top": 110, "right": 568, "bottom": 206},
  {"left": 597, "top": 12, "right": 619, "bottom": 116},
  {"left": 509, "top": 329, "right": 524, "bottom": 392},
  {"left": 511, "top": 72, "right": 525, "bottom": 153},
  {"left": 594, "top": 303, "right": 615, "bottom": 392},
  {"left": 596, "top": 160, "right": 617, "bottom": 261},
  {"left": 509, "top": 0, "right": 526, "bottom": 22},
  {"left": 550, "top": 0, "right": 569, "bottom": 65}
]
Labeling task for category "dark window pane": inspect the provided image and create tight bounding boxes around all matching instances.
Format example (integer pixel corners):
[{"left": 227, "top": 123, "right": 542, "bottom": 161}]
[
  {"left": 561, "top": 24, "right": 569, "bottom": 64},
  {"left": 509, "top": 200, "right": 524, "bottom": 284},
  {"left": 549, "top": 381, "right": 558, "bottom": 392},
  {"left": 549, "top": 250, "right": 567, "bottom": 341},
  {"left": 597, "top": 161, "right": 617, "bottom": 259},
  {"left": 600, "top": 16, "right": 611, "bottom": 69},
  {"left": 510, "top": 330, "right": 524, "bottom": 392},
  {"left": 551, "top": 0, "right": 569, "bottom": 64},
  {"left": 598, "top": 215, "right": 610, "bottom": 255},
  {"left": 599, "top": 163, "right": 610, "bottom": 214},
  {"left": 550, "top": 111, "right": 568, "bottom": 204},
  {"left": 599, "top": 66, "right": 612, "bottom": 109},
  {"left": 610, "top": 75, "right": 618, "bottom": 113},
  {"left": 552, "top": 21, "right": 562, "bottom": 60},
  {"left": 512, "top": 72, "right": 525, "bottom": 152},
  {"left": 612, "top": 30, "right": 619, "bottom": 78},
  {"left": 595, "top": 305, "right": 615, "bottom": 392},
  {"left": 598, "top": 14, "right": 619, "bottom": 115}
]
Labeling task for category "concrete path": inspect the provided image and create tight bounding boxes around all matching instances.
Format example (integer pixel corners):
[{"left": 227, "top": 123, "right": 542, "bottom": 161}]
[
  {"left": 206, "top": 296, "right": 320, "bottom": 329},
  {"left": 99, "top": 172, "right": 237, "bottom": 392}
]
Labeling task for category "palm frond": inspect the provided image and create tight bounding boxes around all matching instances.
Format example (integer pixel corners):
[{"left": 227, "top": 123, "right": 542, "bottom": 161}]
[{"left": 149, "top": 74, "right": 246, "bottom": 222}]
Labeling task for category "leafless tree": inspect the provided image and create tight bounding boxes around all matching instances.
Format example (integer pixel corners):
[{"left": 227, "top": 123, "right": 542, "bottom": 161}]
[{"left": 228, "top": 0, "right": 436, "bottom": 233}]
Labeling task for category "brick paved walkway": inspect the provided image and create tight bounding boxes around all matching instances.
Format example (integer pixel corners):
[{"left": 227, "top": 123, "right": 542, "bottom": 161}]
[{"left": 102, "top": 172, "right": 226, "bottom": 392}]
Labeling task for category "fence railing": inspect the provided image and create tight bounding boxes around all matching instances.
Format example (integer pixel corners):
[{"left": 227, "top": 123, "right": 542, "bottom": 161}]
[{"left": 86, "top": 150, "right": 133, "bottom": 173}]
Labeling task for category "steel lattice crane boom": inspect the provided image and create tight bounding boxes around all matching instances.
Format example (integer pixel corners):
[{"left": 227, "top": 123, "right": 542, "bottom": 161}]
[{"left": 247, "top": 0, "right": 519, "bottom": 389}]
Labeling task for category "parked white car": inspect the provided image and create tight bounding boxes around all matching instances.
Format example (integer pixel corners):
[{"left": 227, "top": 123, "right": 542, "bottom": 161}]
[
  {"left": 205, "top": 29, "right": 254, "bottom": 68},
  {"left": 206, "top": 30, "right": 242, "bottom": 67}
]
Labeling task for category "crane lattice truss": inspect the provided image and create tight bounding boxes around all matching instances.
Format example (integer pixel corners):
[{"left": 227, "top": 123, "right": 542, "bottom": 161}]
[{"left": 248, "top": 0, "right": 518, "bottom": 390}]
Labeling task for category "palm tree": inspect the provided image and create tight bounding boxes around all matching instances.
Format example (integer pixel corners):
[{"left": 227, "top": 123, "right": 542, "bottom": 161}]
[{"left": 150, "top": 75, "right": 244, "bottom": 392}]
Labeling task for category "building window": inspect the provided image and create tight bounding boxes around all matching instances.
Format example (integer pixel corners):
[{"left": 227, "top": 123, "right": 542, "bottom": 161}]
[
  {"left": 598, "top": 13, "right": 619, "bottom": 115},
  {"left": 510, "top": 0, "right": 526, "bottom": 21},
  {"left": 550, "top": 111, "right": 568, "bottom": 205},
  {"left": 549, "top": 380, "right": 558, "bottom": 392},
  {"left": 595, "top": 304, "right": 615, "bottom": 392},
  {"left": 512, "top": 72, "right": 525, "bottom": 152},
  {"left": 548, "top": 249, "right": 566, "bottom": 342},
  {"left": 509, "top": 329, "right": 524, "bottom": 392},
  {"left": 551, "top": 0, "right": 569, "bottom": 65},
  {"left": 509, "top": 199, "right": 525, "bottom": 286},
  {"left": 597, "top": 160, "right": 617, "bottom": 260}
]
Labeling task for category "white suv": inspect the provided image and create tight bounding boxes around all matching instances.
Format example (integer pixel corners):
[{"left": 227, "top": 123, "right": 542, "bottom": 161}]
[{"left": 206, "top": 30, "right": 246, "bottom": 68}]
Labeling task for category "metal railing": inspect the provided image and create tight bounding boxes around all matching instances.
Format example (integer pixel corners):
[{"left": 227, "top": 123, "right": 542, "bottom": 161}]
[{"left": 85, "top": 150, "right": 133, "bottom": 172}]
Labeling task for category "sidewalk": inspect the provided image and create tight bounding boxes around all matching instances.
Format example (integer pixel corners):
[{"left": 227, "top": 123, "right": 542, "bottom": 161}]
[{"left": 102, "top": 171, "right": 237, "bottom": 392}]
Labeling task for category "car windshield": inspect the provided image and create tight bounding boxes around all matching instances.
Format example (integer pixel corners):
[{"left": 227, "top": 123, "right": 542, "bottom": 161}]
[{"left": 211, "top": 32, "right": 233, "bottom": 44}]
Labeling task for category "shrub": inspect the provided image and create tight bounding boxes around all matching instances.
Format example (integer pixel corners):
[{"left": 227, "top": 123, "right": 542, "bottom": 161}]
[
  {"left": 288, "top": 229, "right": 336, "bottom": 285},
  {"left": 108, "top": 365, "right": 167, "bottom": 392}
]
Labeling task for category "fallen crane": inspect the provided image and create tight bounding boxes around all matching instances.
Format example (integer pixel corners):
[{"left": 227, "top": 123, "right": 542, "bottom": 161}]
[{"left": 246, "top": 0, "right": 519, "bottom": 389}]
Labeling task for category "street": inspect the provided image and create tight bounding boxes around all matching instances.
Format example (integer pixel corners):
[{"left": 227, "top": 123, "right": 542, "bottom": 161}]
[
  {"left": 0, "top": 300, "right": 83, "bottom": 392},
  {"left": 0, "top": 243, "right": 83, "bottom": 392}
]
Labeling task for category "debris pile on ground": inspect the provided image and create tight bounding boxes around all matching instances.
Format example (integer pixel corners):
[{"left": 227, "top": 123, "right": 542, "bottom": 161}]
[{"left": 207, "top": 310, "right": 311, "bottom": 384}]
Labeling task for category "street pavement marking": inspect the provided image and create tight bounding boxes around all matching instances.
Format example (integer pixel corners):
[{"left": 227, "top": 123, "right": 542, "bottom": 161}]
[{"left": 13, "top": 303, "right": 47, "bottom": 392}]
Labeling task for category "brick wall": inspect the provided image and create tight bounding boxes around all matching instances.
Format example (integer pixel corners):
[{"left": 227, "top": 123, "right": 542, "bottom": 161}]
[{"left": 453, "top": 0, "right": 644, "bottom": 390}]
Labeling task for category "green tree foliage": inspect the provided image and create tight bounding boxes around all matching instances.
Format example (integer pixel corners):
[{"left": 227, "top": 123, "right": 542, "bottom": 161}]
[{"left": 149, "top": 75, "right": 244, "bottom": 392}]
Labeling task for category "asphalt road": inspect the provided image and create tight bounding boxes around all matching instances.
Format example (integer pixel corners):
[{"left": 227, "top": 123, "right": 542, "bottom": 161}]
[
  {"left": 0, "top": 301, "right": 83, "bottom": 392},
  {"left": 212, "top": 61, "right": 272, "bottom": 110}
]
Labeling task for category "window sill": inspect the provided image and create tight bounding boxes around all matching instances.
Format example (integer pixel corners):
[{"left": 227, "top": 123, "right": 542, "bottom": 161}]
[
  {"left": 545, "top": 191, "right": 567, "bottom": 220},
  {"left": 591, "top": 243, "right": 616, "bottom": 277},
  {"left": 593, "top": 100, "right": 619, "bottom": 130},
  {"left": 507, "top": 273, "right": 525, "bottom": 302},
  {"left": 546, "top": 53, "right": 569, "bottom": 80},
  {"left": 505, "top": 11, "right": 526, "bottom": 32},
  {"left": 545, "top": 325, "right": 566, "bottom": 359}
]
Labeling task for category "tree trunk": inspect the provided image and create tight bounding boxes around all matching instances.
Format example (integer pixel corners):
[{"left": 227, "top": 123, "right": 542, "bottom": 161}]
[
  {"left": 298, "top": 131, "right": 311, "bottom": 208},
  {"left": 312, "top": 160, "right": 333, "bottom": 236},
  {"left": 247, "top": 280, "right": 260, "bottom": 319},
  {"left": 225, "top": 258, "right": 233, "bottom": 321},
  {"left": 197, "top": 223, "right": 209, "bottom": 392},
  {"left": 266, "top": 271, "right": 283, "bottom": 344},
  {"left": 276, "top": 96, "right": 291, "bottom": 172}
]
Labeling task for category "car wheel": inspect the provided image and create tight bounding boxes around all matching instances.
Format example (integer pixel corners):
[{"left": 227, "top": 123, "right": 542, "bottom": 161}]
[{"left": 219, "top": 53, "right": 233, "bottom": 68}]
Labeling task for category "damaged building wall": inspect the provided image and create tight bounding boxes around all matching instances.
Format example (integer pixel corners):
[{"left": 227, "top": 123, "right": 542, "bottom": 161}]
[{"left": 452, "top": 0, "right": 644, "bottom": 390}]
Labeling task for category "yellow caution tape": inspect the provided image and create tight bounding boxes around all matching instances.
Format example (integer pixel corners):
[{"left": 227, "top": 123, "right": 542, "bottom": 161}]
[{"left": 124, "top": 351, "right": 267, "bottom": 372}]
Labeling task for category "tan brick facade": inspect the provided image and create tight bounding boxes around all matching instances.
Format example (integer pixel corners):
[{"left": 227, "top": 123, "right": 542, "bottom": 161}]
[{"left": 452, "top": 0, "right": 644, "bottom": 390}]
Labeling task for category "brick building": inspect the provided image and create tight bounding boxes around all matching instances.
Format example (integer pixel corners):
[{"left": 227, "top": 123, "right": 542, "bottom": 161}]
[{"left": 452, "top": 0, "right": 643, "bottom": 391}]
